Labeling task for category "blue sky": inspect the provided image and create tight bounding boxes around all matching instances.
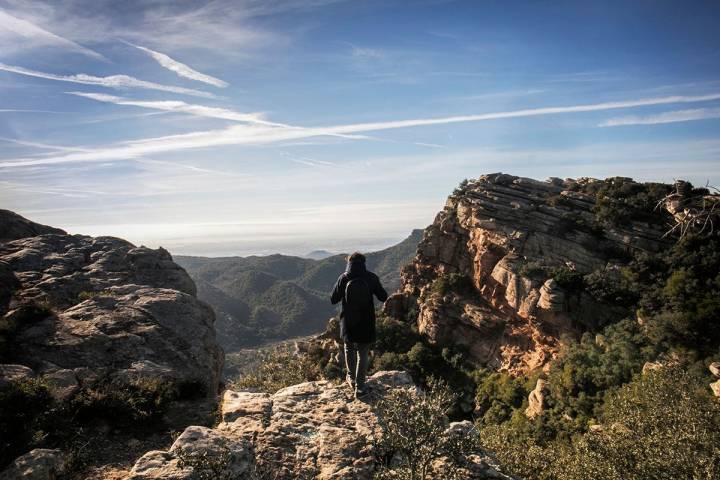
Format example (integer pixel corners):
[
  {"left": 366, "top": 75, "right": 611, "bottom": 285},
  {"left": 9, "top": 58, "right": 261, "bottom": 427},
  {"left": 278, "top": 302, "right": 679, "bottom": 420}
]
[{"left": 1, "top": 0, "right": 719, "bottom": 256}]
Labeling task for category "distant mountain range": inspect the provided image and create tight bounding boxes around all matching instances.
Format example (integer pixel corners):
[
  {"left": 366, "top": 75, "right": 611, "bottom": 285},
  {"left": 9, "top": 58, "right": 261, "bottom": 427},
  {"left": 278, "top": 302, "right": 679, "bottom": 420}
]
[
  {"left": 303, "top": 250, "right": 335, "bottom": 260},
  {"left": 175, "top": 229, "right": 423, "bottom": 350}
]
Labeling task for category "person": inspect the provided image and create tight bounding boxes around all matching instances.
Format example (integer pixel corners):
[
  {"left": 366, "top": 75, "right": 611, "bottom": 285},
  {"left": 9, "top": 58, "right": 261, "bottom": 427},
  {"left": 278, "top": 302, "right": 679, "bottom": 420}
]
[{"left": 331, "top": 252, "right": 388, "bottom": 398}]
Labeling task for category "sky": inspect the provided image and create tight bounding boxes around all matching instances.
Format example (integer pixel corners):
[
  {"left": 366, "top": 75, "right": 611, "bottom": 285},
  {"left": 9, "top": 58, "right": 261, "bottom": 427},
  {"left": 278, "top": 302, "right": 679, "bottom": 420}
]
[{"left": 1, "top": 0, "right": 719, "bottom": 256}]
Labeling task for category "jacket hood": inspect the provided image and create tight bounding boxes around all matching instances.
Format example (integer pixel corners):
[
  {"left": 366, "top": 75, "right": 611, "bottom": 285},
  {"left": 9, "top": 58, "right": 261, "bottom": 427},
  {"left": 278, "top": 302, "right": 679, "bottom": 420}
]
[{"left": 345, "top": 259, "right": 367, "bottom": 277}]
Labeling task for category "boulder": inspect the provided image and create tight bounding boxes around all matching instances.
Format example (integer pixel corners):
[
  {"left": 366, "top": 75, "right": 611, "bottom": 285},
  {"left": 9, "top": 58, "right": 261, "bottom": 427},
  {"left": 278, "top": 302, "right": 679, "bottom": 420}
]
[
  {"left": 41, "top": 369, "right": 78, "bottom": 401},
  {"left": 0, "top": 364, "right": 34, "bottom": 386},
  {"left": 0, "top": 449, "right": 66, "bottom": 480},
  {"left": 525, "top": 378, "right": 547, "bottom": 419},
  {"left": 0, "top": 212, "right": 223, "bottom": 396}
]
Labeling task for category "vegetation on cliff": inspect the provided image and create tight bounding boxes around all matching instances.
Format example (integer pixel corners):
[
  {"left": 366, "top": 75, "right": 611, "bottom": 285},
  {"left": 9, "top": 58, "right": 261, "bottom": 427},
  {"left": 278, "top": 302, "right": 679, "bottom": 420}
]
[{"left": 262, "top": 175, "right": 720, "bottom": 478}]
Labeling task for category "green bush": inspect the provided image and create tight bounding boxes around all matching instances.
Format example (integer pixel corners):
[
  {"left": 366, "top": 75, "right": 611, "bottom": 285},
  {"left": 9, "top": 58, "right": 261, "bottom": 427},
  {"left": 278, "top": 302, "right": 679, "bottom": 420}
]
[
  {"left": 560, "top": 366, "right": 720, "bottom": 479},
  {"left": 550, "top": 267, "right": 584, "bottom": 293},
  {"left": 474, "top": 371, "right": 528, "bottom": 425},
  {"left": 482, "top": 366, "right": 720, "bottom": 480},
  {"left": 70, "top": 377, "right": 182, "bottom": 426},
  {"left": 374, "top": 378, "right": 481, "bottom": 480},
  {"left": 583, "top": 269, "right": 637, "bottom": 305},
  {"left": 428, "top": 273, "right": 475, "bottom": 297}
]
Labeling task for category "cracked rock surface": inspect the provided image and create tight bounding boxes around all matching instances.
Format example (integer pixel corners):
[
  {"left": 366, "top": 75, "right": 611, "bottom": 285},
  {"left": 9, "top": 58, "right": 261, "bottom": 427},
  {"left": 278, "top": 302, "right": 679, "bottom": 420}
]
[
  {"left": 0, "top": 210, "right": 223, "bottom": 396},
  {"left": 128, "top": 371, "right": 511, "bottom": 480}
]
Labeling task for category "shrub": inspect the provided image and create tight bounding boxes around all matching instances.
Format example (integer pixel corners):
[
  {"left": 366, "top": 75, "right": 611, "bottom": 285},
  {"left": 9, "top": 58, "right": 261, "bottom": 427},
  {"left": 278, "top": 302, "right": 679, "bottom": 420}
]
[
  {"left": 229, "top": 347, "right": 321, "bottom": 393},
  {"left": 452, "top": 178, "right": 470, "bottom": 196},
  {"left": 70, "top": 377, "right": 182, "bottom": 426},
  {"left": 519, "top": 260, "right": 548, "bottom": 280},
  {"left": 76, "top": 290, "right": 116, "bottom": 302},
  {"left": 546, "top": 194, "right": 572, "bottom": 208},
  {"left": 550, "top": 267, "right": 584, "bottom": 293},
  {"left": 428, "top": 273, "right": 475, "bottom": 297},
  {"left": 474, "top": 371, "right": 527, "bottom": 425},
  {"left": 176, "top": 447, "right": 236, "bottom": 480},
  {"left": 482, "top": 366, "right": 720, "bottom": 480},
  {"left": 374, "top": 378, "right": 481, "bottom": 480},
  {"left": 555, "top": 366, "right": 720, "bottom": 479},
  {"left": 583, "top": 269, "right": 636, "bottom": 306}
]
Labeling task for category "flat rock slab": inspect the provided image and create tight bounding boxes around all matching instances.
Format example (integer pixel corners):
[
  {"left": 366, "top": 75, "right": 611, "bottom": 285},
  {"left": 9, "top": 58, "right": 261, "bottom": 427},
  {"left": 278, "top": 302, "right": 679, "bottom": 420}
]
[{"left": 127, "top": 371, "right": 412, "bottom": 480}]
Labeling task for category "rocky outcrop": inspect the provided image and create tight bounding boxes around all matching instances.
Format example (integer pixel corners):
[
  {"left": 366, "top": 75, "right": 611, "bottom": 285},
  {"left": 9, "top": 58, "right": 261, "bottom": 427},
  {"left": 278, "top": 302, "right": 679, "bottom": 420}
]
[
  {"left": 127, "top": 371, "right": 512, "bottom": 480},
  {"left": 0, "top": 211, "right": 223, "bottom": 397},
  {"left": 385, "top": 173, "right": 670, "bottom": 375},
  {"left": 0, "top": 210, "right": 66, "bottom": 243},
  {"left": 525, "top": 378, "right": 547, "bottom": 419}
]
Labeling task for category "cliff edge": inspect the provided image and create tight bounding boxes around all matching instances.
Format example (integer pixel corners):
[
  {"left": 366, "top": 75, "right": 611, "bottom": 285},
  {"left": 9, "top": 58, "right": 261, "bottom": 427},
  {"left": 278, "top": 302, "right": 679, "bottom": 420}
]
[{"left": 384, "top": 173, "right": 673, "bottom": 375}]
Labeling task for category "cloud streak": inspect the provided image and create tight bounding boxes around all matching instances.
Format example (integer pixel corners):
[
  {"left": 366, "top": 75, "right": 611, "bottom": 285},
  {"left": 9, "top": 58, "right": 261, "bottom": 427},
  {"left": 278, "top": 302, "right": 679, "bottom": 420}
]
[
  {"left": 126, "top": 42, "right": 228, "bottom": 87},
  {"left": 599, "top": 107, "right": 720, "bottom": 127},
  {"left": 68, "top": 92, "right": 266, "bottom": 123},
  {"left": 0, "top": 10, "right": 105, "bottom": 60},
  {"left": 67, "top": 92, "right": 367, "bottom": 139},
  {"left": 3, "top": 92, "right": 720, "bottom": 168},
  {"left": 0, "top": 63, "right": 215, "bottom": 98}
]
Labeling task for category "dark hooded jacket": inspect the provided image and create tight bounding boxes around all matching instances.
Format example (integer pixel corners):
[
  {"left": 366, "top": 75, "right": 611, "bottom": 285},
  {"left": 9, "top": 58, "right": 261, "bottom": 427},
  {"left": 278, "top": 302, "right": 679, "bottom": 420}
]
[{"left": 330, "top": 259, "right": 388, "bottom": 343}]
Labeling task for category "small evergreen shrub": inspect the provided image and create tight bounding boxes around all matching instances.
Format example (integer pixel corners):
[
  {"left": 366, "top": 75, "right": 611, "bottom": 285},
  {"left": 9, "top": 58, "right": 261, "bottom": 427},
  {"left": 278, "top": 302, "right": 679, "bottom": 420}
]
[
  {"left": 428, "top": 273, "right": 475, "bottom": 297},
  {"left": 374, "top": 378, "right": 481, "bottom": 480}
]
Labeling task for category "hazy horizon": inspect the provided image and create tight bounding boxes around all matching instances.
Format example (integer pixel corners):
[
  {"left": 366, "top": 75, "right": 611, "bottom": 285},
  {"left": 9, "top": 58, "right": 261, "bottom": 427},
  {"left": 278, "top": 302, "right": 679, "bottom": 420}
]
[{"left": 1, "top": 1, "right": 719, "bottom": 256}]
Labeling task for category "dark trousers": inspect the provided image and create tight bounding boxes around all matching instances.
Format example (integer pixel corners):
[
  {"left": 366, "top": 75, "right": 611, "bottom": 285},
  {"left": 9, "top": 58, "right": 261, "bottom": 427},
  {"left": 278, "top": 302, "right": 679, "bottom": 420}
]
[{"left": 344, "top": 341, "right": 371, "bottom": 389}]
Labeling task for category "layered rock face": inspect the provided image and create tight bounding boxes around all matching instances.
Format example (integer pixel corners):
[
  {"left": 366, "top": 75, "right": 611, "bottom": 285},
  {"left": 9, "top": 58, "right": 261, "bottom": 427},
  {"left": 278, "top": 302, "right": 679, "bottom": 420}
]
[
  {"left": 385, "top": 173, "right": 669, "bottom": 375},
  {"left": 128, "top": 371, "right": 511, "bottom": 480},
  {"left": 0, "top": 210, "right": 223, "bottom": 396}
]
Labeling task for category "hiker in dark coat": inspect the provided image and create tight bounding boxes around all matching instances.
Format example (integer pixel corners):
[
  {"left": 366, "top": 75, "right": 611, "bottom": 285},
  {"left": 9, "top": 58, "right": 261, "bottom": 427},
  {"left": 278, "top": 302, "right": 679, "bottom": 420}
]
[{"left": 331, "top": 252, "right": 388, "bottom": 398}]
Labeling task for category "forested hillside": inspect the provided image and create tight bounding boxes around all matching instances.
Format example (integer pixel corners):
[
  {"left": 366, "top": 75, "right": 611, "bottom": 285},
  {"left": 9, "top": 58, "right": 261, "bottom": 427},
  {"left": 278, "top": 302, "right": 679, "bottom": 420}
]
[{"left": 176, "top": 229, "right": 422, "bottom": 349}]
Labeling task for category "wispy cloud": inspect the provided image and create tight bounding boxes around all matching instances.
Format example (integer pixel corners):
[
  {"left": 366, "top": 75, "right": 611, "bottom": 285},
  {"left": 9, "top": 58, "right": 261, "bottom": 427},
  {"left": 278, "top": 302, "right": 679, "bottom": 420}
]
[
  {"left": 126, "top": 42, "right": 228, "bottom": 88},
  {"left": 68, "top": 91, "right": 368, "bottom": 139},
  {"left": 599, "top": 107, "right": 720, "bottom": 127},
  {"left": 0, "top": 9, "right": 105, "bottom": 60},
  {"left": 3, "top": 92, "right": 720, "bottom": 169},
  {"left": 68, "top": 92, "right": 265, "bottom": 123},
  {"left": 0, "top": 137, "right": 91, "bottom": 153},
  {"left": 323, "top": 93, "right": 720, "bottom": 134},
  {"left": 0, "top": 63, "right": 215, "bottom": 98}
]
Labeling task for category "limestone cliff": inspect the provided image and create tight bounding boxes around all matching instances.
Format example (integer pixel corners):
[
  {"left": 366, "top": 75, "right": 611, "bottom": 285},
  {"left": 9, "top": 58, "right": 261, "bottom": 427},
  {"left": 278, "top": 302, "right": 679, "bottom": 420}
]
[
  {"left": 0, "top": 210, "right": 223, "bottom": 397},
  {"left": 384, "top": 173, "right": 671, "bottom": 375}
]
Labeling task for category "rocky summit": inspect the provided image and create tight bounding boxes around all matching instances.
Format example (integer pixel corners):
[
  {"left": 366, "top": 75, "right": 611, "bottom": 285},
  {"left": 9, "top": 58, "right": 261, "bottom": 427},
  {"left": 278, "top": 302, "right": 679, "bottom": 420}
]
[
  {"left": 0, "top": 209, "right": 223, "bottom": 398},
  {"left": 127, "top": 370, "right": 511, "bottom": 480},
  {"left": 384, "top": 173, "right": 672, "bottom": 375}
]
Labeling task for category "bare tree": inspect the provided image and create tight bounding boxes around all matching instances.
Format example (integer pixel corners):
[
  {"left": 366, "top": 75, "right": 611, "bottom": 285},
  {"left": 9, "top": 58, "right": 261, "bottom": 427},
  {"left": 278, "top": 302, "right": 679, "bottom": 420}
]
[{"left": 657, "top": 180, "right": 720, "bottom": 240}]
